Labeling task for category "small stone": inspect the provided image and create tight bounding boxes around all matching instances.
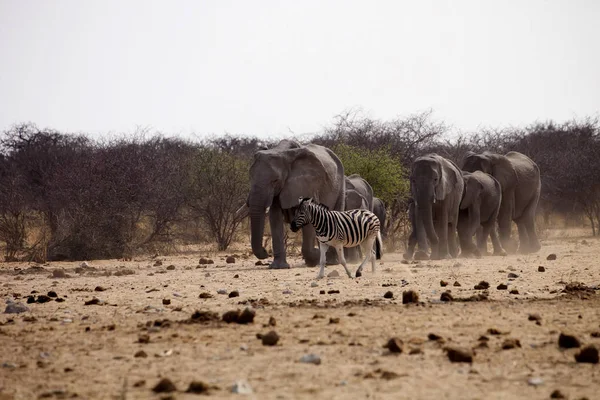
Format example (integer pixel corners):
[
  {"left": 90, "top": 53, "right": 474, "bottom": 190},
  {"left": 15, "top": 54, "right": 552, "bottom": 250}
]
[
  {"left": 47, "top": 291, "right": 58, "bottom": 298},
  {"left": 80, "top": 261, "right": 89, "bottom": 268},
  {"left": 319, "top": 290, "right": 325, "bottom": 295},
  {"left": 528, "top": 377, "right": 544, "bottom": 386},
  {"left": 134, "top": 350, "right": 148, "bottom": 358},
  {"left": 4, "top": 302, "right": 29, "bottom": 314},
  {"left": 186, "top": 381, "right": 211, "bottom": 394},
  {"left": 268, "top": 316, "right": 276, "bottom": 326},
  {"left": 233, "top": 274, "right": 239, "bottom": 279},
  {"left": 238, "top": 308, "right": 255, "bottom": 324},
  {"left": 591, "top": 331, "right": 600, "bottom": 338},
  {"left": 226, "top": 256, "right": 236, "bottom": 264},
  {"left": 36, "top": 295, "right": 52, "bottom": 303},
  {"left": 55, "top": 298, "right": 65, "bottom": 302},
  {"left": 199, "top": 258, "right": 214, "bottom": 265},
  {"left": 487, "top": 328, "right": 502, "bottom": 335},
  {"left": 409, "top": 347, "right": 422, "bottom": 355},
  {"left": 509, "top": 289, "right": 519, "bottom": 295},
  {"left": 162, "top": 299, "right": 171, "bottom": 305},
  {"left": 152, "top": 378, "right": 176, "bottom": 393},
  {"left": 528, "top": 313, "right": 542, "bottom": 323},
  {"left": 383, "top": 291, "right": 394, "bottom": 299},
  {"left": 440, "top": 280, "right": 448, "bottom": 287},
  {"left": 138, "top": 334, "right": 150, "bottom": 344},
  {"left": 497, "top": 283, "right": 508, "bottom": 290},
  {"left": 27, "top": 296, "right": 36, "bottom": 304},
  {"left": 445, "top": 346, "right": 473, "bottom": 363},
  {"left": 229, "top": 290, "right": 240, "bottom": 298},
  {"left": 329, "top": 317, "right": 340, "bottom": 324},
  {"left": 222, "top": 310, "right": 241, "bottom": 323},
  {"left": 166, "top": 265, "right": 175, "bottom": 270},
  {"left": 440, "top": 291, "right": 453, "bottom": 302},
  {"left": 428, "top": 333, "right": 443, "bottom": 341},
  {"left": 327, "top": 290, "right": 340, "bottom": 294},
  {"left": 502, "top": 338, "right": 521, "bottom": 349},
  {"left": 84, "top": 297, "right": 102, "bottom": 306},
  {"left": 311, "top": 282, "right": 318, "bottom": 288},
  {"left": 282, "top": 289, "right": 292, "bottom": 295},
  {"left": 558, "top": 333, "right": 581, "bottom": 348},
  {"left": 199, "top": 292, "right": 213, "bottom": 299},
  {"left": 300, "top": 354, "right": 322, "bottom": 365},
  {"left": 453, "top": 281, "right": 461, "bottom": 287},
  {"left": 550, "top": 389, "right": 566, "bottom": 399},
  {"left": 508, "top": 273, "right": 519, "bottom": 279},
  {"left": 94, "top": 286, "right": 106, "bottom": 292},
  {"left": 402, "top": 290, "right": 419, "bottom": 304},
  {"left": 474, "top": 281, "right": 490, "bottom": 290},
  {"left": 153, "top": 260, "right": 163, "bottom": 267},
  {"left": 538, "top": 266, "right": 545, "bottom": 272},
  {"left": 52, "top": 269, "right": 67, "bottom": 278},
  {"left": 217, "top": 289, "right": 227, "bottom": 295},
  {"left": 327, "top": 270, "right": 340, "bottom": 278},
  {"left": 231, "top": 380, "right": 253, "bottom": 394},
  {"left": 574, "top": 345, "right": 599, "bottom": 364},
  {"left": 384, "top": 338, "right": 404, "bottom": 353},
  {"left": 546, "top": 254, "right": 557, "bottom": 261},
  {"left": 261, "top": 331, "right": 279, "bottom": 346}
]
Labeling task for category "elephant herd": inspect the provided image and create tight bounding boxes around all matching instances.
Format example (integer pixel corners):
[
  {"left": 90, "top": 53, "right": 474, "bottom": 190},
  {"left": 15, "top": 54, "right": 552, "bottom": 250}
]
[{"left": 237, "top": 139, "right": 541, "bottom": 270}]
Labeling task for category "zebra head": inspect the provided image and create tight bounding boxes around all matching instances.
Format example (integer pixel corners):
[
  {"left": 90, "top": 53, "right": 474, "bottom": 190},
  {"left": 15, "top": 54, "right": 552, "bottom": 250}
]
[{"left": 290, "top": 197, "right": 313, "bottom": 232}]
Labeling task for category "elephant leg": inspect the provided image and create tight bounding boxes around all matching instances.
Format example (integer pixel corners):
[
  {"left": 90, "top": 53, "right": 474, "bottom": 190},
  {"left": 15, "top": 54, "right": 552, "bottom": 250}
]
[
  {"left": 476, "top": 225, "right": 490, "bottom": 256},
  {"left": 497, "top": 195, "right": 516, "bottom": 253},
  {"left": 488, "top": 223, "right": 506, "bottom": 256},
  {"left": 432, "top": 208, "right": 450, "bottom": 260},
  {"left": 268, "top": 205, "right": 290, "bottom": 269},
  {"left": 516, "top": 221, "right": 530, "bottom": 254},
  {"left": 524, "top": 217, "right": 541, "bottom": 253},
  {"left": 301, "top": 224, "right": 320, "bottom": 267},
  {"left": 404, "top": 230, "right": 418, "bottom": 260},
  {"left": 447, "top": 223, "right": 459, "bottom": 258}
]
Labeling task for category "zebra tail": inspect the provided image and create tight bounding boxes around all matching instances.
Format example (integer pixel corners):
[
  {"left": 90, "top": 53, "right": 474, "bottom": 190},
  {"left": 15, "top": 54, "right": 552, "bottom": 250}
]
[{"left": 375, "top": 231, "right": 383, "bottom": 260}]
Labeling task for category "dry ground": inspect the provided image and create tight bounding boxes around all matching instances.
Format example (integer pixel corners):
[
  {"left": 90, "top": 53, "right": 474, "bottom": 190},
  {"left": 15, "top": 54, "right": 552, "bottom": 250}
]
[{"left": 1, "top": 234, "right": 599, "bottom": 400}]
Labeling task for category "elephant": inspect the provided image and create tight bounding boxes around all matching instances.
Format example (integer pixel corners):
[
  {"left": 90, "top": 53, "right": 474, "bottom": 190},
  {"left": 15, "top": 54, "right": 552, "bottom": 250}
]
[
  {"left": 462, "top": 151, "right": 541, "bottom": 254},
  {"left": 344, "top": 174, "right": 374, "bottom": 262},
  {"left": 457, "top": 171, "right": 506, "bottom": 257},
  {"left": 372, "top": 197, "right": 386, "bottom": 237},
  {"left": 405, "top": 154, "right": 464, "bottom": 260},
  {"left": 241, "top": 140, "right": 345, "bottom": 269}
]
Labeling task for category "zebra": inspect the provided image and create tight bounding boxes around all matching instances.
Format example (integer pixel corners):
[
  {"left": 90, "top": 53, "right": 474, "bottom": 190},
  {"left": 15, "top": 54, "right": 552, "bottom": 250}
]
[{"left": 290, "top": 197, "right": 383, "bottom": 279}]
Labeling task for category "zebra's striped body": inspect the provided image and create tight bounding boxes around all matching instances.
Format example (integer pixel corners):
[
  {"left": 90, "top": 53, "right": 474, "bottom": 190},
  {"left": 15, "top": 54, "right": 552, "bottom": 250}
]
[{"left": 291, "top": 197, "right": 383, "bottom": 279}]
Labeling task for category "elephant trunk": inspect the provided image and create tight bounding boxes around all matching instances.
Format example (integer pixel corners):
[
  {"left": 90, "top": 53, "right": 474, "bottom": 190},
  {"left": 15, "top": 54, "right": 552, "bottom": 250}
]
[{"left": 250, "top": 204, "right": 269, "bottom": 260}]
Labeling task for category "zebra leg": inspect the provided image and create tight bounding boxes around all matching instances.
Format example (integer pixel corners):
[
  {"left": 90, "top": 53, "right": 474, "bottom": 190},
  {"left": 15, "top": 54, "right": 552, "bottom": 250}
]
[
  {"left": 335, "top": 245, "right": 353, "bottom": 278},
  {"left": 316, "top": 243, "right": 329, "bottom": 279},
  {"left": 355, "top": 237, "right": 375, "bottom": 278}
]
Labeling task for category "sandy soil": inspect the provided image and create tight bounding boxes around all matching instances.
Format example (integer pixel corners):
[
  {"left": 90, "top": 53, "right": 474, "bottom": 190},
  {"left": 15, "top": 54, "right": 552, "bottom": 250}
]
[{"left": 1, "top": 234, "right": 599, "bottom": 400}]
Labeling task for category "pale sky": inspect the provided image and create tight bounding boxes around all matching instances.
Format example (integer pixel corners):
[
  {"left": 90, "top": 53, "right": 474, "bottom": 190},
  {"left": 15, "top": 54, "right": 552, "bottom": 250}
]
[{"left": 1, "top": 0, "right": 598, "bottom": 139}]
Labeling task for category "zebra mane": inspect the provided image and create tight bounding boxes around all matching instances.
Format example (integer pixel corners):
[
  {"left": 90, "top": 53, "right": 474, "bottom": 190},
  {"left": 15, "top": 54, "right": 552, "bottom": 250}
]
[{"left": 300, "top": 197, "right": 329, "bottom": 211}]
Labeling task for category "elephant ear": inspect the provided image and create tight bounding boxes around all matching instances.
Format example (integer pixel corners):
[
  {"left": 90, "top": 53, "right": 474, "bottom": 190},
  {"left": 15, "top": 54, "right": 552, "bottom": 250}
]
[
  {"left": 490, "top": 154, "right": 517, "bottom": 190},
  {"left": 279, "top": 147, "right": 330, "bottom": 209},
  {"left": 460, "top": 176, "right": 483, "bottom": 209},
  {"left": 435, "top": 157, "right": 461, "bottom": 202}
]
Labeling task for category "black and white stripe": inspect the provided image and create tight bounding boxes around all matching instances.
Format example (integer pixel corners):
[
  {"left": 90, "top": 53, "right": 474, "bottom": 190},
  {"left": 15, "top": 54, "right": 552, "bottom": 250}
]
[{"left": 291, "top": 197, "right": 383, "bottom": 279}]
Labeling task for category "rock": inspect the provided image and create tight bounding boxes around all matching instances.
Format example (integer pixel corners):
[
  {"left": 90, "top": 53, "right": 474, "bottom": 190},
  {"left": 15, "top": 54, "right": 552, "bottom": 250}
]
[
  {"left": 538, "top": 266, "right": 545, "bottom": 272},
  {"left": 327, "top": 290, "right": 340, "bottom": 294},
  {"left": 138, "top": 334, "right": 150, "bottom": 344},
  {"left": 409, "top": 347, "right": 422, "bottom": 355},
  {"left": 84, "top": 297, "right": 103, "bottom": 306},
  {"left": 444, "top": 346, "right": 473, "bottom": 363},
  {"left": 299, "top": 354, "right": 322, "bottom": 365},
  {"left": 162, "top": 299, "right": 171, "bottom": 305},
  {"left": 546, "top": 254, "right": 557, "bottom": 261},
  {"left": 402, "top": 290, "right": 419, "bottom": 304},
  {"left": 528, "top": 377, "right": 544, "bottom": 386},
  {"left": 80, "top": 261, "right": 89, "bottom": 268},
  {"left": 186, "top": 381, "right": 211, "bottom": 394},
  {"left": 558, "top": 333, "right": 581, "bottom": 348},
  {"left": 152, "top": 378, "right": 176, "bottom": 393},
  {"left": 153, "top": 260, "right": 163, "bottom": 267},
  {"left": 261, "top": 331, "right": 279, "bottom": 346},
  {"left": 319, "top": 290, "right": 326, "bottom": 295},
  {"left": 497, "top": 283, "right": 508, "bottom": 290},
  {"left": 528, "top": 313, "right": 542, "bottom": 323},
  {"left": 199, "top": 292, "right": 213, "bottom": 299},
  {"left": 166, "top": 265, "right": 175, "bottom": 270},
  {"left": 282, "top": 289, "right": 292, "bottom": 295},
  {"left": 487, "top": 328, "right": 502, "bottom": 335},
  {"left": 428, "top": 333, "right": 443, "bottom": 341},
  {"left": 52, "top": 269, "right": 67, "bottom": 278},
  {"left": 440, "top": 291, "right": 453, "bottom": 302},
  {"left": 502, "top": 338, "right": 521, "bottom": 349},
  {"left": 384, "top": 338, "right": 404, "bottom": 353},
  {"left": 509, "top": 289, "right": 519, "bottom": 295},
  {"left": 223, "top": 310, "right": 241, "bottom": 323},
  {"left": 453, "top": 281, "right": 461, "bottom": 287},
  {"left": 329, "top": 317, "right": 340, "bottom": 324},
  {"left": 574, "top": 345, "right": 599, "bottom": 364},
  {"left": 474, "top": 281, "right": 490, "bottom": 290},
  {"left": 231, "top": 380, "right": 253, "bottom": 394},
  {"left": 226, "top": 256, "right": 236, "bottom": 264},
  {"left": 591, "top": 331, "right": 600, "bottom": 338},
  {"left": 327, "top": 270, "right": 340, "bottom": 278},
  {"left": 94, "top": 286, "right": 106, "bottom": 292},
  {"left": 47, "top": 291, "right": 58, "bottom": 298},
  {"left": 27, "top": 296, "right": 36, "bottom": 304},
  {"left": 383, "top": 291, "right": 394, "bottom": 299},
  {"left": 238, "top": 308, "right": 255, "bottom": 324},
  {"left": 36, "top": 295, "right": 52, "bottom": 303},
  {"left": 507, "top": 273, "right": 519, "bottom": 279},
  {"left": 440, "top": 280, "right": 448, "bottom": 287},
  {"left": 311, "top": 282, "right": 318, "bottom": 288},
  {"left": 233, "top": 274, "right": 239, "bottom": 278},
  {"left": 134, "top": 350, "right": 148, "bottom": 358},
  {"left": 550, "top": 389, "right": 566, "bottom": 399},
  {"left": 268, "top": 316, "right": 276, "bottom": 326},
  {"left": 229, "top": 290, "right": 240, "bottom": 298},
  {"left": 217, "top": 289, "right": 228, "bottom": 295},
  {"left": 199, "top": 258, "right": 214, "bottom": 265},
  {"left": 4, "top": 302, "right": 28, "bottom": 314}
]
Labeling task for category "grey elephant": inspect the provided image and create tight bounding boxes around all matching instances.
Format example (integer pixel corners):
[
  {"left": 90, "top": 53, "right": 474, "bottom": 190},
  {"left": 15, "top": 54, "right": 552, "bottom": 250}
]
[
  {"left": 462, "top": 151, "right": 541, "bottom": 254},
  {"left": 372, "top": 197, "right": 386, "bottom": 237},
  {"left": 457, "top": 171, "right": 506, "bottom": 257},
  {"left": 405, "top": 154, "right": 464, "bottom": 260},
  {"left": 241, "top": 140, "right": 345, "bottom": 269},
  {"left": 344, "top": 174, "right": 374, "bottom": 262}
]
